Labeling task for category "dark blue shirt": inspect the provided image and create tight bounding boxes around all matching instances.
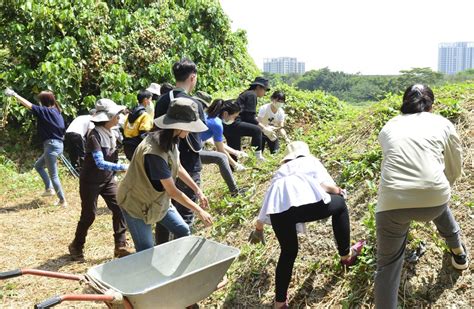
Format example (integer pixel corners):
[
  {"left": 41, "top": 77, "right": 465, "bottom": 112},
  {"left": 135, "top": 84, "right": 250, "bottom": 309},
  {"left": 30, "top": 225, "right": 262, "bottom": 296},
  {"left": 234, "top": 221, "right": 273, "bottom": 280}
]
[{"left": 31, "top": 105, "right": 65, "bottom": 142}]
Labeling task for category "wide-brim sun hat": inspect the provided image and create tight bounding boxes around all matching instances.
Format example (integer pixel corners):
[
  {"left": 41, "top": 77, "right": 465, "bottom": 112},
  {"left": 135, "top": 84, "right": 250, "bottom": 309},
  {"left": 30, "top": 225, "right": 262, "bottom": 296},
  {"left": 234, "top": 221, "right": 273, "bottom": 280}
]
[
  {"left": 281, "top": 141, "right": 311, "bottom": 163},
  {"left": 250, "top": 77, "right": 271, "bottom": 91},
  {"left": 154, "top": 97, "right": 208, "bottom": 132},
  {"left": 91, "top": 98, "right": 126, "bottom": 122},
  {"left": 146, "top": 83, "right": 161, "bottom": 96},
  {"left": 192, "top": 91, "right": 212, "bottom": 108}
]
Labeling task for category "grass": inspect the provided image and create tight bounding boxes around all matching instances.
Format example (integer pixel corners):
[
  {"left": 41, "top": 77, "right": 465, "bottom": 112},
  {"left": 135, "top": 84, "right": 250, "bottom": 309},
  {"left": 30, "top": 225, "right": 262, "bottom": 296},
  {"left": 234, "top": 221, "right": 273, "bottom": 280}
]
[{"left": 0, "top": 83, "right": 473, "bottom": 308}]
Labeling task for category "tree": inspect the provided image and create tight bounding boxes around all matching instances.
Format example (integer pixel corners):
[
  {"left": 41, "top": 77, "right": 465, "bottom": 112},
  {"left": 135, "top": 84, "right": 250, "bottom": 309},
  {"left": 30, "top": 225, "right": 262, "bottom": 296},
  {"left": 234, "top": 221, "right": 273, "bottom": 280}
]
[{"left": 0, "top": 0, "right": 259, "bottom": 132}]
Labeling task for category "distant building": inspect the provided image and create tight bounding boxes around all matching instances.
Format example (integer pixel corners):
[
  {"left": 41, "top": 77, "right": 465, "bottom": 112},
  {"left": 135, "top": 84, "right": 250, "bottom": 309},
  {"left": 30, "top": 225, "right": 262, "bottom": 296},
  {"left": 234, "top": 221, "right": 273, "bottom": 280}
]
[
  {"left": 438, "top": 42, "right": 474, "bottom": 75},
  {"left": 263, "top": 57, "right": 305, "bottom": 75}
]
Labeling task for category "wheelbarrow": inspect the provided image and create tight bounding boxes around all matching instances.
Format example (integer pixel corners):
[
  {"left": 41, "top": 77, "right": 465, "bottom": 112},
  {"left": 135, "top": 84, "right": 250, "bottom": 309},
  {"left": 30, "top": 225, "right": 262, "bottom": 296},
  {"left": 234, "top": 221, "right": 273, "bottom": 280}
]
[{"left": 0, "top": 236, "right": 240, "bottom": 308}]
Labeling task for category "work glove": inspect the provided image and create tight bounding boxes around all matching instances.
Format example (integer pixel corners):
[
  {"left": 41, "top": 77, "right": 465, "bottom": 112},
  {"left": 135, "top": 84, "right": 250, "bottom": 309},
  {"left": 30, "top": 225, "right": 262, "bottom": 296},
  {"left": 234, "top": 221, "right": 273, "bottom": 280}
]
[
  {"left": 262, "top": 126, "right": 278, "bottom": 141},
  {"left": 248, "top": 229, "right": 265, "bottom": 245},
  {"left": 261, "top": 126, "right": 274, "bottom": 136},
  {"left": 234, "top": 163, "right": 246, "bottom": 172},
  {"left": 4, "top": 88, "right": 17, "bottom": 97},
  {"left": 236, "top": 151, "right": 249, "bottom": 160}
]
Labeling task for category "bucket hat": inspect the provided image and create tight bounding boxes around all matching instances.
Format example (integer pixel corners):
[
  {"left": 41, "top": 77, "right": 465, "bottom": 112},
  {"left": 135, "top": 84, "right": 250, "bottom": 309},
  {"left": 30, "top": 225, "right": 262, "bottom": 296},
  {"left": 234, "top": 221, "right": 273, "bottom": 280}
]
[
  {"left": 281, "top": 141, "right": 311, "bottom": 163},
  {"left": 250, "top": 77, "right": 270, "bottom": 91},
  {"left": 154, "top": 97, "right": 208, "bottom": 132},
  {"left": 193, "top": 91, "right": 212, "bottom": 108},
  {"left": 91, "top": 99, "right": 126, "bottom": 122},
  {"left": 146, "top": 83, "right": 161, "bottom": 96}
]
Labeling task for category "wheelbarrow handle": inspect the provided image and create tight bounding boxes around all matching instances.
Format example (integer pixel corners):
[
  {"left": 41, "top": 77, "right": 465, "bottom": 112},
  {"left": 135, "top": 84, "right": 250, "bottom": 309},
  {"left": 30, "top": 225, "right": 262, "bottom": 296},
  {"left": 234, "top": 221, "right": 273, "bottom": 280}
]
[
  {"left": 0, "top": 269, "right": 22, "bottom": 279},
  {"left": 35, "top": 294, "right": 133, "bottom": 309},
  {"left": 34, "top": 296, "right": 62, "bottom": 309},
  {"left": 0, "top": 268, "right": 83, "bottom": 281}
]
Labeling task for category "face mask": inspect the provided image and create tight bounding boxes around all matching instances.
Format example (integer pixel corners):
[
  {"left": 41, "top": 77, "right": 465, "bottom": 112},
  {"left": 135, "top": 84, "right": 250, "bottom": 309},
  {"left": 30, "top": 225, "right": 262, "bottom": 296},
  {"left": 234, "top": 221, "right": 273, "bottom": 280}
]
[
  {"left": 222, "top": 118, "right": 234, "bottom": 125},
  {"left": 145, "top": 102, "right": 154, "bottom": 116},
  {"left": 273, "top": 102, "right": 284, "bottom": 109}
]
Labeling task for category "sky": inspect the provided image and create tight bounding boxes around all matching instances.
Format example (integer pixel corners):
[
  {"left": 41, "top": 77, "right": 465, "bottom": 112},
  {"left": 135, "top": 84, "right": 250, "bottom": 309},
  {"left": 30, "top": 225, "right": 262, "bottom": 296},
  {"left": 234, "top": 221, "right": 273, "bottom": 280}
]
[{"left": 219, "top": 0, "right": 474, "bottom": 75}]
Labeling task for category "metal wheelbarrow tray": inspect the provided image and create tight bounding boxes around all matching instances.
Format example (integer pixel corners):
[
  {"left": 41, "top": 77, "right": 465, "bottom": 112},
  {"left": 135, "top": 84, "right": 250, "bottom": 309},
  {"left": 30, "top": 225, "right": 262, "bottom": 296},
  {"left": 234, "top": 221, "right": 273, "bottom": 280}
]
[{"left": 0, "top": 236, "right": 240, "bottom": 308}]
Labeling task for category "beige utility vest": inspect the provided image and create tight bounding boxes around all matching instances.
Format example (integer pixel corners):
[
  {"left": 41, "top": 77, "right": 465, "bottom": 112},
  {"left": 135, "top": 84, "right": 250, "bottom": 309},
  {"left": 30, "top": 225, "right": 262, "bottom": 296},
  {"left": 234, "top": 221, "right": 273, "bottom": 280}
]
[{"left": 117, "top": 134, "right": 179, "bottom": 224}]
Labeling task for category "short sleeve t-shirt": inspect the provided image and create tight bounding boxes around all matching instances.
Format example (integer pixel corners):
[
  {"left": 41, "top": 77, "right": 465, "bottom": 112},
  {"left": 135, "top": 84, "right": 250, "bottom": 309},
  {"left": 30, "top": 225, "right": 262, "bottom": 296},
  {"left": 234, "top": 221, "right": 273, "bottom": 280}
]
[
  {"left": 31, "top": 105, "right": 65, "bottom": 142},
  {"left": 80, "top": 129, "right": 118, "bottom": 183},
  {"left": 258, "top": 103, "right": 285, "bottom": 126},
  {"left": 144, "top": 154, "right": 172, "bottom": 192},
  {"left": 200, "top": 116, "right": 224, "bottom": 142}
]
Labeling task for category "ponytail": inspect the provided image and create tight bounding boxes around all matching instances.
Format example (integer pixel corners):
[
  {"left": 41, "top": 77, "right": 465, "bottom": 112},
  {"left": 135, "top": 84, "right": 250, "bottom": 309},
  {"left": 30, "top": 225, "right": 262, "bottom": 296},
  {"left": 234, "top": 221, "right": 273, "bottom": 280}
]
[{"left": 206, "top": 99, "right": 225, "bottom": 118}]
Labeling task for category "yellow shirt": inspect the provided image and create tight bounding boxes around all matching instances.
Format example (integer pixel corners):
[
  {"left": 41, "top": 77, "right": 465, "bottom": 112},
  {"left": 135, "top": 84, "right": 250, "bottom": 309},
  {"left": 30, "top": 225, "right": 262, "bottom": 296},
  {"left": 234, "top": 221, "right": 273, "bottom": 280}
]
[{"left": 123, "top": 111, "right": 153, "bottom": 138}]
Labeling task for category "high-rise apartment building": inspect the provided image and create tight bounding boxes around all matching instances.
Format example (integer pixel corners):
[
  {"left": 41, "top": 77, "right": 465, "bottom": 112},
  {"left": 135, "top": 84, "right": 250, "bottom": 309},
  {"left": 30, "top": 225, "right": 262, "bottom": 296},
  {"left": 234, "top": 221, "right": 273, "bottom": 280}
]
[
  {"left": 263, "top": 57, "right": 305, "bottom": 75},
  {"left": 438, "top": 42, "right": 474, "bottom": 75}
]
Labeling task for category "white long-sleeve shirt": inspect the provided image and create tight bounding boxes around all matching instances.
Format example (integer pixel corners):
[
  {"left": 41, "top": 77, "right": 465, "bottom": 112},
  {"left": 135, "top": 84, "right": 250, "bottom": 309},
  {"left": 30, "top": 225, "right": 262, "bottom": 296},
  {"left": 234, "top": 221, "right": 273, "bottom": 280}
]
[
  {"left": 377, "top": 112, "right": 462, "bottom": 213},
  {"left": 257, "top": 156, "right": 335, "bottom": 226}
]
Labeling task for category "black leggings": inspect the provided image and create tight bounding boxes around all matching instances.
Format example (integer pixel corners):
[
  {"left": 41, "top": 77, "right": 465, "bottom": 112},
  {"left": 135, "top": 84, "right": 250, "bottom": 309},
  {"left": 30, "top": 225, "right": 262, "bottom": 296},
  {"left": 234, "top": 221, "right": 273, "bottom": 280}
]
[
  {"left": 223, "top": 120, "right": 263, "bottom": 153},
  {"left": 269, "top": 194, "right": 350, "bottom": 302}
]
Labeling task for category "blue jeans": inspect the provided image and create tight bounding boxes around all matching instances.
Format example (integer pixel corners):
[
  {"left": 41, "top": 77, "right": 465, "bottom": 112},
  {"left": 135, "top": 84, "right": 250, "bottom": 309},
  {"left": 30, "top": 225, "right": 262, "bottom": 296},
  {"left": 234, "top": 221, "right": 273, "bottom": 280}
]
[
  {"left": 122, "top": 205, "right": 190, "bottom": 252},
  {"left": 34, "top": 139, "right": 65, "bottom": 201}
]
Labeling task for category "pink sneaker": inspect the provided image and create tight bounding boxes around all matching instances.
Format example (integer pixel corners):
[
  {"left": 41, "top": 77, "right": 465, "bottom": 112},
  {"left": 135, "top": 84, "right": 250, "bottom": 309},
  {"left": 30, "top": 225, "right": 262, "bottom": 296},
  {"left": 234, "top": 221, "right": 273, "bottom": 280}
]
[{"left": 341, "top": 240, "right": 366, "bottom": 266}]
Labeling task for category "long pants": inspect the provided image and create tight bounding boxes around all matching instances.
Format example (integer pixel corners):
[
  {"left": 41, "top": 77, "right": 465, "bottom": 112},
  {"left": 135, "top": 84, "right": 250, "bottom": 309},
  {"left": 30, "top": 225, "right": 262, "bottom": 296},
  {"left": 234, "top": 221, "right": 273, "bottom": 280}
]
[
  {"left": 262, "top": 135, "right": 280, "bottom": 154},
  {"left": 72, "top": 177, "right": 127, "bottom": 248},
  {"left": 270, "top": 195, "right": 350, "bottom": 302},
  {"left": 374, "top": 204, "right": 462, "bottom": 309},
  {"left": 223, "top": 120, "right": 263, "bottom": 156},
  {"left": 200, "top": 150, "right": 238, "bottom": 193},
  {"left": 64, "top": 132, "right": 85, "bottom": 170},
  {"left": 155, "top": 171, "right": 200, "bottom": 245},
  {"left": 34, "top": 139, "right": 65, "bottom": 201},
  {"left": 122, "top": 206, "right": 190, "bottom": 252}
]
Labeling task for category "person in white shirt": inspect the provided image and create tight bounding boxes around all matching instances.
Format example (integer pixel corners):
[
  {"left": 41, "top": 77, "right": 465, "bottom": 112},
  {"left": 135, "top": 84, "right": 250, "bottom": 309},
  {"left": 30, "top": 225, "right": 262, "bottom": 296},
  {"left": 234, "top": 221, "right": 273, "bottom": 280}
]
[
  {"left": 257, "top": 91, "right": 289, "bottom": 154},
  {"left": 64, "top": 110, "right": 95, "bottom": 171},
  {"left": 375, "top": 84, "right": 468, "bottom": 309},
  {"left": 248, "top": 141, "right": 365, "bottom": 309}
]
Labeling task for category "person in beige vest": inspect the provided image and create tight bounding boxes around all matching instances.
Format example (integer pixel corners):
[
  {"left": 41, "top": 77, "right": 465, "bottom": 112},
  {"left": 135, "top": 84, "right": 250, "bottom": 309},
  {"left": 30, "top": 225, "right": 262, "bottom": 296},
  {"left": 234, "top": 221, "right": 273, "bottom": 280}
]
[{"left": 118, "top": 97, "right": 213, "bottom": 252}]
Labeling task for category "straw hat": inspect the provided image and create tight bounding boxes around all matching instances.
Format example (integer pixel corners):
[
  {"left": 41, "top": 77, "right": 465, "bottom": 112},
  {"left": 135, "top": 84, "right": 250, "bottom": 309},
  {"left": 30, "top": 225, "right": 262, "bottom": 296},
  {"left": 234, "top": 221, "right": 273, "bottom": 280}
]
[
  {"left": 90, "top": 99, "right": 126, "bottom": 122},
  {"left": 281, "top": 141, "right": 311, "bottom": 162},
  {"left": 154, "top": 97, "right": 208, "bottom": 132}
]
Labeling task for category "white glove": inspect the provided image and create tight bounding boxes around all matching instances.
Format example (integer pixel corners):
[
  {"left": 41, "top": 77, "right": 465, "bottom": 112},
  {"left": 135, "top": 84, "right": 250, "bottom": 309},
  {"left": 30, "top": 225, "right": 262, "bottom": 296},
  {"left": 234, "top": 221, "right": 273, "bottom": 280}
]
[
  {"left": 234, "top": 163, "right": 246, "bottom": 172},
  {"left": 237, "top": 151, "right": 249, "bottom": 160},
  {"left": 4, "top": 88, "right": 17, "bottom": 97},
  {"left": 261, "top": 126, "right": 274, "bottom": 136}
]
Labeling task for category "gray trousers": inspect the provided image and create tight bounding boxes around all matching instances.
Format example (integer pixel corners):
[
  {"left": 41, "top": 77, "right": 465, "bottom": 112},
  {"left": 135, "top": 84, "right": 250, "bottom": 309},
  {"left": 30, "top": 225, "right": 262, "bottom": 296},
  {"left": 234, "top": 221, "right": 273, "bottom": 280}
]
[
  {"left": 374, "top": 203, "right": 462, "bottom": 309},
  {"left": 200, "top": 150, "right": 238, "bottom": 193}
]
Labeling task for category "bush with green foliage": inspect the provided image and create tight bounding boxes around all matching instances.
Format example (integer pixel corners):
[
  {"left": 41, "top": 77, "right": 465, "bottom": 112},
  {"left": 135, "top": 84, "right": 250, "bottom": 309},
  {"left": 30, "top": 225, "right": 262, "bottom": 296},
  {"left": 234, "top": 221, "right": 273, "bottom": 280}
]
[{"left": 0, "top": 0, "right": 258, "bottom": 133}]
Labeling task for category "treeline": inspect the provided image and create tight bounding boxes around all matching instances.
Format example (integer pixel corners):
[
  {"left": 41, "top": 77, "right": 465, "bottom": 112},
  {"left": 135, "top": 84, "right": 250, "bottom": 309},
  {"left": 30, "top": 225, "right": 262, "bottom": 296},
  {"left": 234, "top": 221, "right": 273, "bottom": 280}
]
[
  {"left": 265, "top": 67, "right": 474, "bottom": 104},
  {"left": 0, "top": 0, "right": 258, "bottom": 131}
]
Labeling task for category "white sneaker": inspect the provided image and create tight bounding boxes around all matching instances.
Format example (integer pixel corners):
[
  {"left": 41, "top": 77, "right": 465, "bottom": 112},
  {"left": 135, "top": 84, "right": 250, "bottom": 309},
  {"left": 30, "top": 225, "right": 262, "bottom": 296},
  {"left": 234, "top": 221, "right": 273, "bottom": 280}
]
[
  {"left": 255, "top": 150, "right": 266, "bottom": 162},
  {"left": 41, "top": 189, "right": 55, "bottom": 197}
]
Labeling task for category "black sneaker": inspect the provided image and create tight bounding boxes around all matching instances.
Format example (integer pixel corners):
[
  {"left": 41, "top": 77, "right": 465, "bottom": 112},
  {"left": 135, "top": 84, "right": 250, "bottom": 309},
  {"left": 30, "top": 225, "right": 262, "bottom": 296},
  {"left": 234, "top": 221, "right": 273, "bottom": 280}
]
[
  {"left": 68, "top": 242, "right": 84, "bottom": 261},
  {"left": 451, "top": 244, "right": 469, "bottom": 270},
  {"left": 231, "top": 187, "right": 248, "bottom": 197}
]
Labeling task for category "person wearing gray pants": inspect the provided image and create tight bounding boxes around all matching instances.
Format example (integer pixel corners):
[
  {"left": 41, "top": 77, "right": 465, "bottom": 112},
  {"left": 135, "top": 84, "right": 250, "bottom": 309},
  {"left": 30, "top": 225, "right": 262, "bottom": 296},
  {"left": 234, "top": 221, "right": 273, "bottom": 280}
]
[
  {"left": 375, "top": 84, "right": 468, "bottom": 309},
  {"left": 375, "top": 204, "right": 463, "bottom": 308},
  {"left": 200, "top": 150, "right": 239, "bottom": 195}
]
